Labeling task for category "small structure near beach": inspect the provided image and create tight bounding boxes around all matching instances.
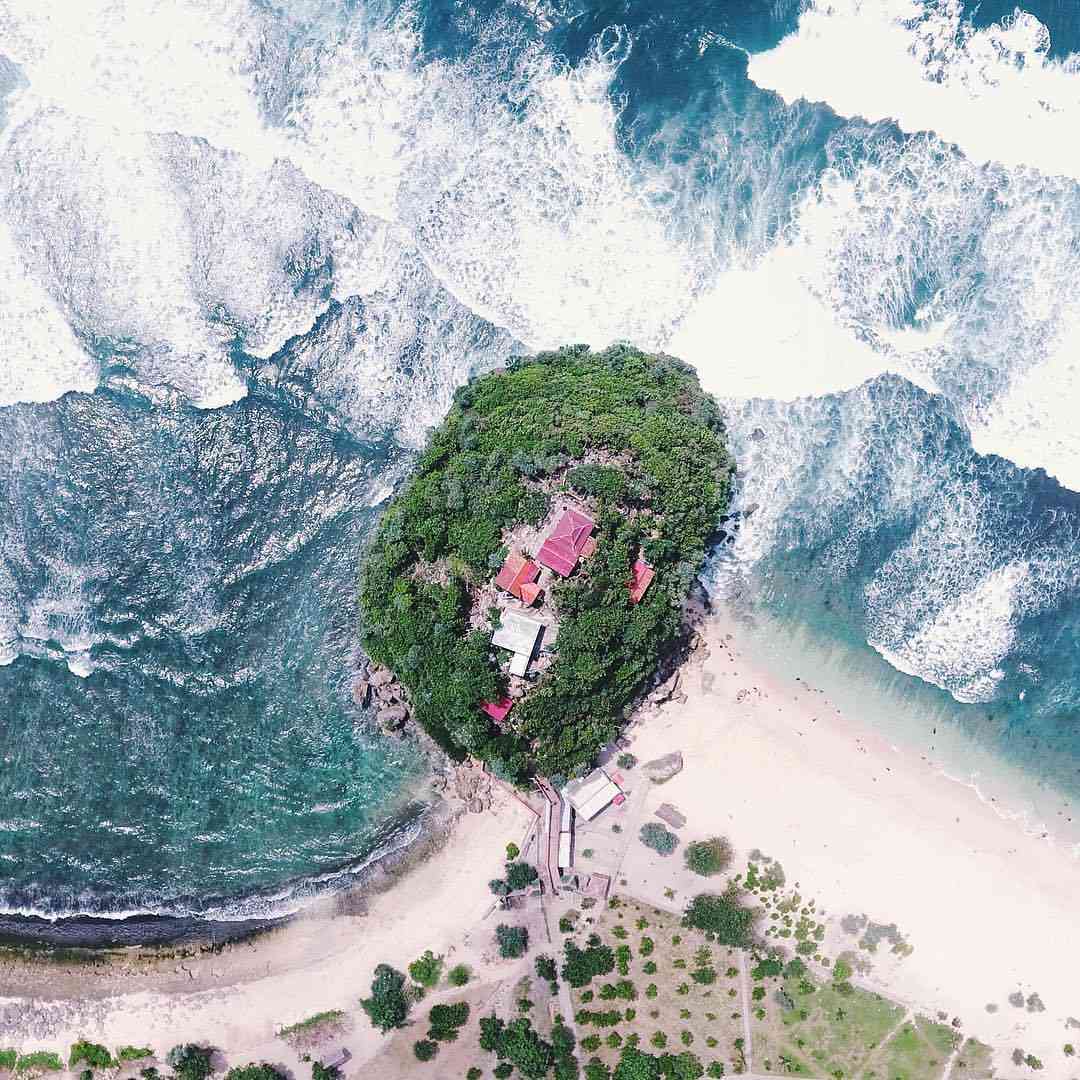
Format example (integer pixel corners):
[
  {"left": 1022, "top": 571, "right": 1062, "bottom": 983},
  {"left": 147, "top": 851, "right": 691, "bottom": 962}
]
[
  {"left": 492, "top": 609, "right": 546, "bottom": 676},
  {"left": 481, "top": 697, "right": 514, "bottom": 724},
  {"left": 562, "top": 767, "right": 622, "bottom": 821},
  {"left": 537, "top": 508, "right": 597, "bottom": 577},
  {"left": 494, "top": 551, "right": 543, "bottom": 606}
]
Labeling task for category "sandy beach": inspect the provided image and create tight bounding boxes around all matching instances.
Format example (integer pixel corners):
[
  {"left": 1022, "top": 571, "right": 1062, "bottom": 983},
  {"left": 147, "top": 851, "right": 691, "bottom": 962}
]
[
  {"left": 0, "top": 789, "right": 534, "bottom": 1075},
  {"left": 6, "top": 611, "right": 1080, "bottom": 1076},
  {"left": 620, "top": 611, "right": 1080, "bottom": 1076}
]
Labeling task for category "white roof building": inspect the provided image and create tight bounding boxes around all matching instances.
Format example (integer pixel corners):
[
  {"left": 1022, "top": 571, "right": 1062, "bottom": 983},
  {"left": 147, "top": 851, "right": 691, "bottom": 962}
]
[
  {"left": 492, "top": 609, "right": 545, "bottom": 676},
  {"left": 562, "top": 767, "right": 622, "bottom": 821}
]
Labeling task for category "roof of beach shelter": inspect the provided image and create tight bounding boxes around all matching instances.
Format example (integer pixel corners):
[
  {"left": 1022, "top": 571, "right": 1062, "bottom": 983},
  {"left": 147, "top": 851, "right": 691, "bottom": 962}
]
[
  {"left": 481, "top": 697, "right": 513, "bottom": 722},
  {"left": 492, "top": 608, "right": 545, "bottom": 656},
  {"left": 629, "top": 559, "right": 655, "bottom": 603},
  {"left": 538, "top": 508, "right": 596, "bottom": 576},
  {"left": 562, "top": 766, "right": 621, "bottom": 820}
]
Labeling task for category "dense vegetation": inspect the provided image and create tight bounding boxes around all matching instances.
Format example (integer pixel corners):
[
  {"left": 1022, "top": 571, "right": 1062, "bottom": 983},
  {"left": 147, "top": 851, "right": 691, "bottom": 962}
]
[
  {"left": 359, "top": 964, "right": 410, "bottom": 1031},
  {"left": 359, "top": 344, "right": 734, "bottom": 780}
]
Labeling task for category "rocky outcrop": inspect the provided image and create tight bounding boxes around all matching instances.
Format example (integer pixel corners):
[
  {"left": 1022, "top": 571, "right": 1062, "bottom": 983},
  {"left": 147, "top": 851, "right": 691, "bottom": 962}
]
[
  {"left": 353, "top": 655, "right": 411, "bottom": 734},
  {"left": 643, "top": 751, "right": 683, "bottom": 784},
  {"left": 655, "top": 802, "right": 687, "bottom": 829}
]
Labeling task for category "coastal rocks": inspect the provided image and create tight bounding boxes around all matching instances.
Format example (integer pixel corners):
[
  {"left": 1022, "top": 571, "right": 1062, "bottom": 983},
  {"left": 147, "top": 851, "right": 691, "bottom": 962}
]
[
  {"left": 353, "top": 654, "right": 412, "bottom": 734},
  {"left": 649, "top": 669, "right": 680, "bottom": 706},
  {"left": 643, "top": 751, "right": 683, "bottom": 784},
  {"left": 452, "top": 764, "right": 494, "bottom": 812},
  {"left": 654, "top": 803, "right": 686, "bottom": 829}
]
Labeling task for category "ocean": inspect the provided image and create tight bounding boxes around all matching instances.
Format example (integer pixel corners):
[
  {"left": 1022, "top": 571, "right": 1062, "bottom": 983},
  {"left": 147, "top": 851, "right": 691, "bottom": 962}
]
[{"left": 3, "top": 0, "right": 1080, "bottom": 929}]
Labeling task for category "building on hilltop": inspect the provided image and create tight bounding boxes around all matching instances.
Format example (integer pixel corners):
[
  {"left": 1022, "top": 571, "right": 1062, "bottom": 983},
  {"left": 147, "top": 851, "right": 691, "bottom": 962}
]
[
  {"left": 629, "top": 558, "right": 655, "bottom": 603},
  {"left": 494, "top": 551, "right": 543, "bottom": 606},
  {"left": 537, "top": 508, "right": 597, "bottom": 577},
  {"left": 492, "top": 608, "right": 546, "bottom": 676}
]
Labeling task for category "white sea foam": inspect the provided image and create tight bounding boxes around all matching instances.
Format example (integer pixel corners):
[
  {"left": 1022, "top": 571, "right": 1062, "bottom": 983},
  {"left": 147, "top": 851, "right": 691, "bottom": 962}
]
[{"left": 748, "top": 0, "right": 1080, "bottom": 182}]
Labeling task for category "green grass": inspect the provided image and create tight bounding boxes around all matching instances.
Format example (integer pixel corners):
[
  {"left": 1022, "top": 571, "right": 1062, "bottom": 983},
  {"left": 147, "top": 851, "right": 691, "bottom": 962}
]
[
  {"left": 952, "top": 1037, "right": 994, "bottom": 1080},
  {"left": 0, "top": 1051, "right": 17, "bottom": 1072},
  {"left": 755, "top": 972, "right": 906, "bottom": 1077},
  {"left": 14, "top": 1053, "right": 64, "bottom": 1075},
  {"left": 871, "top": 1018, "right": 958, "bottom": 1080},
  {"left": 279, "top": 1010, "right": 347, "bottom": 1039}
]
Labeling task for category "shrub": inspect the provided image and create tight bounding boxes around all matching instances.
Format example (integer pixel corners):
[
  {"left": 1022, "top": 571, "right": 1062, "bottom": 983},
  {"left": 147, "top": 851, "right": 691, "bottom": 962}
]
[
  {"left": 581, "top": 1036, "right": 601, "bottom": 1053},
  {"left": 707, "top": 1065, "right": 725, "bottom": 1078},
  {"left": 536, "top": 954, "right": 558, "bottom": 985},
  {"left": 585, "top": 1061, "right": 611, "bottom": 1080},
  {"left": 639, "top": 937, "right": 654, "bottom": 956},
  {"left": 13, "top": 1054, "right": 64, "bottom": 1075},
  {"left": 616, "top": 753, "right": 637, "bottom": 769},
  {"left": 639, "top": 823, "right": 678, "bottom": 856},
  {"left": 467, "top": 1070, "right": 483, "bottom": 1080},
  {"left": 0, "top": 1052, "right": 16, "bottom": 1072},
  {"left": 692, "top": 968, "right": 717, "bottom": 985},
  {"left": 409, "top": 950, "right": 444, "bottom": 989},
  {"left": 413, "top": 1041, "right": 438, "bottom": 1062},
  {"left": 506, "top": 842, "right": 520, "bottom": 860},
  {"left": 494, "top": 1066, "right": 513, "bottom": 1080},
  {"left": 223, "top": 1067, "right": 286, "bottom": 1080},
  {"left": 683, "top": 892, "right": 756, "bottom": 947},
  {"left": 166, "top": 1046, "right": 214, "bottom": 1080},
  {"left": 496, "top": 924, "right": 529, "bottom": 959},
  {"left": 448, "top": 963, "right": 472, "bottom": 987},
  {"left": 311, "top": 1064, "right": 338, "bottom": 1080},
  {"left": 616, "top": 945, "right": 631, "bottom": 977},
  {"left": 643, "top": 961, "right": 657, "bottom": 975},
  {"left": 78, "top": 1071, "right": 92, "bottom": 1080},
  {"left": 360, "top": 964, "right": 410, "bottom": 1031},
  {"left": 70, "top": 1044, "right": 113, "bottom": 1070},
  {"left": 646, "top": 984, "right": 658, "bottom": 998},
  {"left": 117, "top": 1048, "right": 154, "bottom": 1062},
  {"left": 490, "top": 879, "right": 511, "bottom": 896},
  {"left": 651, "top": 1033, "right": 667, "bottom": 1049},
  {"left": 684, "top": 838, "right": 733, "bottom": 877},
  {"left": 481, "top": 1015, "right": 556, "bottom": 1079}
]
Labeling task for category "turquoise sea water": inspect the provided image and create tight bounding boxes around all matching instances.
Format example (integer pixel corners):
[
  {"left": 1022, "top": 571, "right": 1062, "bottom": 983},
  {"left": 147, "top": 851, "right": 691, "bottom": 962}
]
[{"left": 4, "top": 0, "right": 1080, "bottom": 926}]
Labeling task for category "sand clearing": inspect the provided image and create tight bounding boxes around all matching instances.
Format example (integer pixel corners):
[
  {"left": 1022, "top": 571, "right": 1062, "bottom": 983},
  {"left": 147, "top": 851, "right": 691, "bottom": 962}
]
[
  {"left": 0, "top": 790, "right": 533, "bottom": 1075},
  {"left": 623, "top": 613, "right": 1080, "bottom": 1076}
]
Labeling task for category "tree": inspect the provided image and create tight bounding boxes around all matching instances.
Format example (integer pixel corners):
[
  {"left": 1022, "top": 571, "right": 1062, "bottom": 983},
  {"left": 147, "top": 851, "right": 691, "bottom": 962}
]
[
  {"left": 412, "top": 1041, "right": 437, "bottom": 1062},
  {"left": 166, "top": 1046, "right": 214, "bottom": 1080},
  {"left": 429, "top": 1002, "right": 470, "bottom": 1042},
  {"left": 506, "top": 842, "right": 520, "bottom": 860},
  {"left": 562, "top": 940, "right": 616, "bottom": 988},
  {"left": 639, "top": 823, "right": 678, "bottom": 856},
  {"left": 311, "top": 1064, "right": 338, "bottom": 1080},
  {"left": 683, "top": 892, "right": 756, "bottom": 947},
  {"left": 360, "top": 964, "right": 410, "bottom": 1031},
  {"left": 448, "top": 963, "right": 472, "bottom": 986},
  {"left": 409, "top": 949, "right": 444, "bottom": 989},
  {"left": 496, "top": 924, "right": 529, "bottom": 959},
  {"left": 505, "top": 861, "right": 539, "bottom": 891},
  {"left": 536, "top": 954, "right": 558, "bottom": 985},
  {"left": 616, "top": 753, "right": 637, "bottom": 769},
  {"left": 683, "top": 838, "right": 732, "bottom": 877}
]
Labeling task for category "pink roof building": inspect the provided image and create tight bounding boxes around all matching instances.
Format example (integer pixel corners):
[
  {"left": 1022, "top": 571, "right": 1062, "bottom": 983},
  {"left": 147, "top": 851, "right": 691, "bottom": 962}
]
[
  {"left": 481, "top": 697, "right": 513, "bottom": 724},
  {"left": 494, "top": 552, "right": 542, "bottom": 605},
  {"left": 629, "top": 559, "right": 655, "bottom": 604},
  {"left": 537, "top": 509, "right": 596, "bottom": 577}
]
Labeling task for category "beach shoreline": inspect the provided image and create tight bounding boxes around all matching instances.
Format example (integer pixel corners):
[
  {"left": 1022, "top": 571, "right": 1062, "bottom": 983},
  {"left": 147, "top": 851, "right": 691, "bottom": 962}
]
[{"left": 5, "top": 612, "right": 1080, "bottom": 1075}]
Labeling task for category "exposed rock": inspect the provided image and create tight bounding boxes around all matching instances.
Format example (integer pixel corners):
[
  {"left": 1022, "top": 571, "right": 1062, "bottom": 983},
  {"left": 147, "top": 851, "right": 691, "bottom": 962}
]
[
  {"left": 351, "top": 679, "right": 370, "bottom": 706},
  {"left": 650, "top": 669, "right": 680, "bottom": 705},
  {"left": 377, "top": 704, "right": 408, "bottom": 728},
  {"left": 643, "top": 751, "right": 683, "bottom": 784},
  {"left": 655, "top": 803, "right": 686, "bottom": 829},
  {"left": 376, "top": 682, "right": 398, "bottom": 703},
  {"left": 468, "top": 797, "right": 484, "bottom": 814},
  {"left": 369, "top": 667, "right": 393, "bottom": 687}
]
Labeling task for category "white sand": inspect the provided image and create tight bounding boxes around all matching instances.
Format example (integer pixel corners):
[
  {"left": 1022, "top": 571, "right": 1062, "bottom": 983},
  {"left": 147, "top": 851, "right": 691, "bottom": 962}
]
[
  {"left": 623, "top": 613, "right": 1080, "bottom": 1076},
  {"left": 1, "top": 790, "right": 533, "bottom": 1075}
]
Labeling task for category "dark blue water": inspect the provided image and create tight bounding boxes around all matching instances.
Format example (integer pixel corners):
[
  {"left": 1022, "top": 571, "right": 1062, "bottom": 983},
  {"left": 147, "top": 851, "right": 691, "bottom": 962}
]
[{"left": 4, "top": 0, "right": 1080, "bottom": 923}]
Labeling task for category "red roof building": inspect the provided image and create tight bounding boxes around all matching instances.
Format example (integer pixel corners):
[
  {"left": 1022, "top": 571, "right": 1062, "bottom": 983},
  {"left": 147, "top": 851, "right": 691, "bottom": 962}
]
[
  {"left": 481, "top": 697, "right": 513, "bottom": 724},
  {"left": 629, "top": 559, "right": 655, "bottom": 604},
  {"left": 537, "top": 509, "right": 596, "bottom": 577},
  {"left": 494, "top": 552, "right": 542, "bottom": 604}
]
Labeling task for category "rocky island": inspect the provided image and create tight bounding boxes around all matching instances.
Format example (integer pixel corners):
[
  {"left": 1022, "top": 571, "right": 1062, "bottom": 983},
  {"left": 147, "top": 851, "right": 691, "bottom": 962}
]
[{"left": 357, "top": 343, "right": 735, "bottom": 781}]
